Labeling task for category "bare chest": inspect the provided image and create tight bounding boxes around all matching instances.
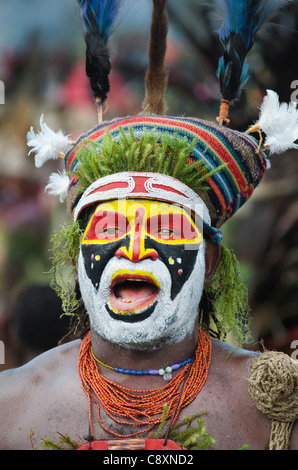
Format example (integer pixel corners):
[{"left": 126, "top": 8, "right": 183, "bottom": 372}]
[
  {"left": 5, "top": 346, "right": 270, "bottom": 450},
  {"left": 31, "top": 378, "right": 269, "bottom": 451}
]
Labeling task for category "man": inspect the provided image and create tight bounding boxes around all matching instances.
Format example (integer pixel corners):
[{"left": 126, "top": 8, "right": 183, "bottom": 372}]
[
  {"left": 0, "top": 115, "right": 298, "bottom": 450},
  {"left": 0, "top": 202, "right": 277, "bottom": 450}
]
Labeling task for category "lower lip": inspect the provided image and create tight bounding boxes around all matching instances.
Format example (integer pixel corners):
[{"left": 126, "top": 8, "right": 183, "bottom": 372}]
[{"left": 105, "top": 302, "right": 158, "bottom": 323}]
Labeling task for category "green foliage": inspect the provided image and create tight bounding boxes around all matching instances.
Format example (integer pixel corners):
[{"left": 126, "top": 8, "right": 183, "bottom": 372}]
[
  {"left": 40, "top": 434, "right": 80, "bottom": 450},
  {"left": 155, "top": 405, "right": 216, "bottom": 450},
  {"left": 204, "top": 245, "right": 252, "bottom": 345},
  {"left": 71, "top": 128, "right": 226, "bottom": 195},
  {"left": 49, "top": 219, "right": 83, "bottom": 317},
  {"left": 169, "top": 414, "right": 216, "bottom": 450},
  {"left": 154, "top": 403, "right": 170, "bottom": 439}
]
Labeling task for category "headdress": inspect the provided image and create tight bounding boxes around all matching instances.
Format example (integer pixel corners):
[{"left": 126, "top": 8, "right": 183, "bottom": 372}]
[{"left": 27, "top": 0, "right": 297, "bottom": 343}]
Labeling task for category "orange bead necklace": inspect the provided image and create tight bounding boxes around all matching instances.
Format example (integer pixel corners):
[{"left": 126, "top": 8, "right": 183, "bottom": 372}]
[{"left": 78, "top": 326, "right": 211, "bottom": 439}]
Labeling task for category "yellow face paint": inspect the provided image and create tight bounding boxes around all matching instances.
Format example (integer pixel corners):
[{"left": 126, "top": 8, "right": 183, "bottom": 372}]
[
  {"left": 111, "top": 269, "right": 161, "bottom": 288},
  {"left": 82, "top": 198, "right": 203, "bottom": 257}
]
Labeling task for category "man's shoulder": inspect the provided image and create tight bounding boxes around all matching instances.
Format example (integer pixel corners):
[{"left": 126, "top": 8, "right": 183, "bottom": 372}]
[
  {"left": 208, "top": 340, "right": 298, "bottom": 450},
  {"left": 0, "top": 339, "right": 81, "bottom": 387},
  {"left": 0, "top": 340, "right": 83, "bottom": 450},
  {"left": 193, "top": 340, "right": 270, "bottom": 449},
  {"left": 210, "top": 338, "right": 258, "bottom": 379},
  {"left": 0, "top": 339, "right": 82, "bottom": 409}
]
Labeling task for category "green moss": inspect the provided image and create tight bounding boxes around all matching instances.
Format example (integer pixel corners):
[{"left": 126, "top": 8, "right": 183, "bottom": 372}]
[
  {"left": 154, "top": 405, "right": 216, "bottom": 450},
  {"left": 39, "top": 409, "right": 216, "bottom": 451},
  {"left": 204, "top": 245, "right": 252, "bottom": 345},
  {"left": 48, "top": 220, "right": 82, "bottom": 317},
  {"left": 40, "top": 434, "right": 80, "bottom": 450},
  {"left": 169, "top": 415, "right": 216, "bottom": 450}
]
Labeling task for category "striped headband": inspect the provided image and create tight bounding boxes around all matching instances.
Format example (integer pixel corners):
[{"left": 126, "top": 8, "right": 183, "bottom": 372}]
[{"left": 65, "top": 115, "right": 268, "bottom": 241}]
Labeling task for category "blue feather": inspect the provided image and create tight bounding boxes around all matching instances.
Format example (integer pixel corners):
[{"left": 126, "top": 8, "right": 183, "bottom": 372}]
[
  {"left": 218, "top": 0, "right": 289, "bottom": 47},
  {"left": 79, "top": 0, "right": 121, "bottom": 38},
  {"left": 216, "top": 0, "right": 292, "bottom": 102}
]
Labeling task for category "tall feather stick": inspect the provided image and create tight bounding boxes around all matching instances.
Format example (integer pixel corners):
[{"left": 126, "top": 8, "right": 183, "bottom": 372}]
[
  {"left": 78, "top": 0, "right": 123, "bottom": 121},
  {"left": 215, "top": 0, "right": 291, "bottom": 125},
  {"left": 142, "top": 0, "right": 169, "bottom": 115}
]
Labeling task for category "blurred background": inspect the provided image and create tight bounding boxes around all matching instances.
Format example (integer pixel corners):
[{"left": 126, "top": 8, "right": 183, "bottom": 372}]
[{"left": 1, "top": 0, "right": 298, "bottom": 370}]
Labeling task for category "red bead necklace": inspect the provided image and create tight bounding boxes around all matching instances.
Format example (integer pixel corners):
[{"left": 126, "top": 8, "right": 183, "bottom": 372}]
[{"left": 78, "top": 326, "right": 211, "bottom": 439}]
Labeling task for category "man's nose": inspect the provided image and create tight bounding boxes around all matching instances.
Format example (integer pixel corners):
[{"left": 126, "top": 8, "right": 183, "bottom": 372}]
[{"left": 115, "top": 208, "right": 158, "bottom": 262}]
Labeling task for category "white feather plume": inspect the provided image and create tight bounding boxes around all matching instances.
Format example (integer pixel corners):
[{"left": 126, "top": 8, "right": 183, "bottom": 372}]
[
  {"left": 27, "top": 114, "right": 73, "bottom": 168},
  {"left": 45, "top": 170, "right": 70, "bottom": 203},
  {"left": 256, "top": 90, "right": 298, "bottom": 155}
]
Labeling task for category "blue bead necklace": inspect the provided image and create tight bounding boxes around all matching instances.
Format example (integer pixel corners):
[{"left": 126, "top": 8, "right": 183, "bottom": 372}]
[{"left": 90, "top": 346, "right": 193, "bottom": 381}]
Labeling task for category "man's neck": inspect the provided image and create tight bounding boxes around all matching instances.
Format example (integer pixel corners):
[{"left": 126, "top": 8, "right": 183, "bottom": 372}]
[{"left": 90, "top": 326, "right": 199, "bottom": 387}]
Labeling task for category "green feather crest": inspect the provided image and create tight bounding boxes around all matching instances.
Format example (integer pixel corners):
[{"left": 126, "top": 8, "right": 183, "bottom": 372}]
[{"left": 70, "top": 127, "right": 226, "bottom": 195}]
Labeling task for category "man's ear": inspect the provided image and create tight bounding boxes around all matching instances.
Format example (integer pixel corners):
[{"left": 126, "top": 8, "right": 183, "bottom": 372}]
[{"left": 204, "top": 241, "right": 221, "bottom": 286}]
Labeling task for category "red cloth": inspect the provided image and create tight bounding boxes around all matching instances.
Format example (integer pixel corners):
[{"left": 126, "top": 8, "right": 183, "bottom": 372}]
[{"left": 77, "top": 439, "right": 183, "bottom": 450}]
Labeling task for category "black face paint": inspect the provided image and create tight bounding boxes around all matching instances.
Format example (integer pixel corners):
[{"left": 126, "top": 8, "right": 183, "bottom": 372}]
[
  {"left": 105, "top": 302, "right": 158, "bottom": 323},
  {"left": 81, "top": 235, "right": 199, "bottom": 300}
]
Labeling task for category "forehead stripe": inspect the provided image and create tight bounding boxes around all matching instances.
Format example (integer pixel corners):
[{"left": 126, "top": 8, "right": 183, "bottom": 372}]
[
  {"left": 89, "top": 181, "right": 129, "bottom": 194},
  {"left": 73, "top": 173, "right": 210, "bottom": 224},
  {"left": 87, "top": 177, "right": 186, "bottom": 199}
]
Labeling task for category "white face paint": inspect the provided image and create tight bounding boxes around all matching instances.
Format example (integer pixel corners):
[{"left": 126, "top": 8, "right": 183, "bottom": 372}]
[
  {"left": 78, "top": 248, "right": 206, "bottom": 351},
  {"left": 78, "top": 199, "right": 206, "bottom": 351}
]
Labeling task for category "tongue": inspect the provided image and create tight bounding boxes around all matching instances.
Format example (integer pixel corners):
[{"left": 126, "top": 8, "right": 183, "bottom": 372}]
[
  {"left": 110, "top": 281, "right": 159, "bottom": 313},
  {"left": 117, "top": 282, "right": 157, "bottom": 302}
]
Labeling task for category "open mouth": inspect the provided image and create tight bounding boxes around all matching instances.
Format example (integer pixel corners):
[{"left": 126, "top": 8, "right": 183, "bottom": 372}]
[{"left": 109, "top": 273, "right": 160, "bottom": 314}]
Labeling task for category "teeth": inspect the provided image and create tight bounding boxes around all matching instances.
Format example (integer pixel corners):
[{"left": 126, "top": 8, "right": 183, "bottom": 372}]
[
  {"left": 113, "top": 278, "right": 155, "bottom": 285},
  {"left": 123, "top": 278, "right": 154, "bottom": 285}
]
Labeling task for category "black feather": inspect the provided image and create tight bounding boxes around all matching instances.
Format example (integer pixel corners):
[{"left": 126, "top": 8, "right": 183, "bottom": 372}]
[
  {"left": 78, "top": 0, "right": 122, "bottom": 102},
  {"left": 85, "top": 31, "right": 111, "bottom": 101}
]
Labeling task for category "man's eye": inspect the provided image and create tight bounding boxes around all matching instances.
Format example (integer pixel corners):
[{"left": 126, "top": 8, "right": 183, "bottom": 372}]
[
  {"left": 100, "top": 226, "right": 124, "bottom": 236},
  {"left": 158, "top": 228, "right": 174, "bottom": 238},
  {"left": 102, "top": 226, "right": 116, "bottom": 233},
  {"left": 83, "top": 211, "right": 130, "bottom": 242}
]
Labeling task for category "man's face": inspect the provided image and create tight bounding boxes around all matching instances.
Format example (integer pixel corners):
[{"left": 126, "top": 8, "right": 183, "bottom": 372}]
[{"left": 78, "top": 199, "right": 206, "bottom": 350}]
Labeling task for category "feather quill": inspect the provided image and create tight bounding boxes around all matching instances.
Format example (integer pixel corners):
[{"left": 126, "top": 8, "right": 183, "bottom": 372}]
[
  {"left": 216, "top": 0, "right": 291, "bottom": 123},
  {"left": 78, "top": 0, "right": 123, "bottom": 103}
]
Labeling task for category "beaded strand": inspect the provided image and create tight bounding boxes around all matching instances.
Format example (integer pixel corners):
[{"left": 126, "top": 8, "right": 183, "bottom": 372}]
[
  {"left": 78, "top": 326, "right": 212, "bottom": 439},
  {"left": 90, "top": 346, "right": 193, "bottom": 381}
]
